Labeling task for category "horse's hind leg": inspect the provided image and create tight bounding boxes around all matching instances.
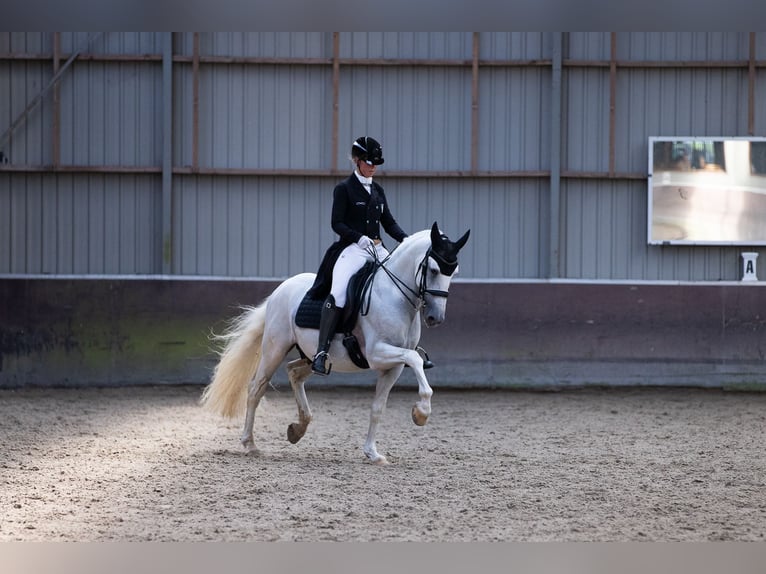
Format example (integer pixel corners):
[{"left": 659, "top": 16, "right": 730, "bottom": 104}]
[
  {"left": 240, "top": 348, "right": 288, "bottom": 453},
  {"left": 286, "top": 358, "right": 313, "bottom": 444}
]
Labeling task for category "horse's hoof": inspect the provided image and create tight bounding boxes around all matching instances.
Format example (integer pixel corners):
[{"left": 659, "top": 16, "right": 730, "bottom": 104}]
[
  {"left": 411, "top": 405, "right": 429, "bottom": 426},
  {"left": 287, "top": 423, "right": 305, "bottom": 444},
  {"left": 373, "top": 456, "right": 391, "bottom": 466}
]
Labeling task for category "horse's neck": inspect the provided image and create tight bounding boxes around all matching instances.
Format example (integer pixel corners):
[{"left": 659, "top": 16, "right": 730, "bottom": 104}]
[{"left": 365, "top": 235, "right": 428, "bottom": 328}]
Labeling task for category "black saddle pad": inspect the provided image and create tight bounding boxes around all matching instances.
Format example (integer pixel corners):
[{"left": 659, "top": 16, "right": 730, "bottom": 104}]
[{"left": 295, "top": 296, "right": 335, "bottom": 331}]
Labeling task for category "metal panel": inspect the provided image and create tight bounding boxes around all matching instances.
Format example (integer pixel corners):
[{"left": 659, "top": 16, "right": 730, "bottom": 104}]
[
  {"left": 170, "top": 175, "right": 543, "bottom": 279},
  {"left": 57, "top": 32, "right": 164, "bottom": 56},
  {"left": 0, "top": 173, "right": 160, "bottom": 274},
  {"left": 189, "top": 64, "right": 331, "bottom": 170},
  {"left": 758, "top": 66, "right": 766, "bottom": 135},
  {"left": 58, "top": 60, "right": 162, "bottom": 167},
  {"left": 0, "top": 60, "right": 50, "bottom": 165},
  {"left": 563, "top": 179, "right": 641, "bottom": 279},
  {"left": 174, "top": 32, "right": 330, "bottom": 59},
  {"left": 559, "top": 32, "right": 760, "bottom": 281},
  {"left": 339, "top": 32, "right": 472, "bottom": 59},
  {"left": 615, "top": 68, "right": 749, "bottom": 174},
  {"left": 173, "top": 175, "right": 336, "bottom": 277},
  {"left": 367, "top": 178, "right": 546, "bottom": 279},
  {"left": 617, "top": 32, "right": 750, "bottom": 61},
  {"left": 2, "top": 32, "right": 765, "bottom": 282},
  {"left": 479, "top": 32, "right": 550, "bottom": 61},
  {"left": 567, "top": 32, "right": 611, "bottom": 60},
  {"left": 0, "top": 175, "right": 9, "bottom": 271},
  {"left": 0, "top": 32, "right": 48, "bottom": 53},
  {"left": 339, "top": 67, "right": 472, "bottom": 172},
  {"left": 563, "top": 67, "right": 610, "bottom": 173},
  {"left": 480, "top": 67, "right": 550, "bottom": 171},
  {"left": 0, "top": 33, "right": 50, "bottom": 166}
]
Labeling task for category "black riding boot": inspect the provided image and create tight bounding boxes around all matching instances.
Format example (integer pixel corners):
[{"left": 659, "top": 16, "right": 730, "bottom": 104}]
[{"left": 311, "top": 296, "right": 342, "bottom": 375}]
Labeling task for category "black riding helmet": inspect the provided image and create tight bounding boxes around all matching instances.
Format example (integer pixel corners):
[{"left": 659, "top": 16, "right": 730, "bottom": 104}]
[{"left": 352, "top": 136, "right": 384, "bottom": 165}]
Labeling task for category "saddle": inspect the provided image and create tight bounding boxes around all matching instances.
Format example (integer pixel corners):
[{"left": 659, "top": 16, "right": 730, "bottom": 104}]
[{"left": 295, "top": 261, "right": 376, "bottom": 369}]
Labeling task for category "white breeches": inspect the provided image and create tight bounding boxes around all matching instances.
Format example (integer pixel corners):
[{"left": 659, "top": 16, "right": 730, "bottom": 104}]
[{"left": 330, "top": 242, "right": 389, "bottom": 308}]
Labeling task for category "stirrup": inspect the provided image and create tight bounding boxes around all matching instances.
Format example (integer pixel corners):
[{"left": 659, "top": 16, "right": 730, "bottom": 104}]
[
  {"left": 405, "top": 347, "right": 435, "bottom": 370},
  {"left": 311, "top": 351, "right": 332, "bottom": 376},
  {"left": 417, "top": 346, "right": 435, "bottom": 369}
]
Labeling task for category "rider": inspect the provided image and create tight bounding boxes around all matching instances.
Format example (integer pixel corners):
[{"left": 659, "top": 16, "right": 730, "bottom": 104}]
[{"left": 311, "top": 136, "right": 409, "bottom": 375}]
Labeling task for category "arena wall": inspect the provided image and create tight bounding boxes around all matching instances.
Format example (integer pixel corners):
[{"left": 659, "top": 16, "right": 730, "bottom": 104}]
[{"left": 2, "top": 277, "right": 764, "bottom": 389}]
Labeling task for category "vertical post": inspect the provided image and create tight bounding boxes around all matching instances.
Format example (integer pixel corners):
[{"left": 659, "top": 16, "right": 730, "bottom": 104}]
[
  {"left": 331, "top": 32, "right": 340, "bottom": 172},
  {"left": 609, "top": 32, "right": 617, "bottom": 177},
  {"left": 748, "top": 32, "right": 755, "bottom": 136},
  {"left": 471, "top": 32, "right": 480, "bottom": 174},
  {"left": 162, "top": 33, "right": 174, "bottom": 274},
  {"left": 192, "top": 32, "right": 200, "bottom": 172},
  {"left": 52, "top": 32, "right": 61, "bottom": 167},
  {"left": 549, "top": 32, "right": 563, "bottom": 279}
]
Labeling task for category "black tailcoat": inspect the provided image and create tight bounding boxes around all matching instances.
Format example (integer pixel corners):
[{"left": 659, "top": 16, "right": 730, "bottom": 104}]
[{"left": 307, "top": 173, "right": 407, "bottom": 300}]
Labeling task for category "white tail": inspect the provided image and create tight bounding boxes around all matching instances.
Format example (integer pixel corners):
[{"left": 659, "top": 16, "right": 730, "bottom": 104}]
[{"left": 200, "top": 300, "right": 269, "bottom": 418}]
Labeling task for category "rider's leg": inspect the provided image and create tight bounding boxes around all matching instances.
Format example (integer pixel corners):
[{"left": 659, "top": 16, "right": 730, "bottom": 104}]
[
  {"left": 311, "top": 243, "right": 367, "bottom": 375},
  {"left": 311, "top": 294, "right": 342, "bottom": 375}
]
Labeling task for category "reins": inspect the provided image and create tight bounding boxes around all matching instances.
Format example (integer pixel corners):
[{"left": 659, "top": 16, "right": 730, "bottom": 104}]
[{"left": 360, "top": 245, "right": 451, "bottom": 316}]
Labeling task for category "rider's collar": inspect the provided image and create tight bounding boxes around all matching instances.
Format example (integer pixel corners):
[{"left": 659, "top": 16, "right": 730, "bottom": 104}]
[{"left": 354, "top": 170, "right": 373, "bottom": 188}]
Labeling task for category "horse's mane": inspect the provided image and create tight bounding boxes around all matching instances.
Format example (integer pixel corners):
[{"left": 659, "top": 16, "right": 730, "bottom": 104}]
[
  {"left": 390, "top": 229, "right": 430, "bottom": 261},
  {"left": 402, "top": 229, "right": 431, "bottom": 243}
]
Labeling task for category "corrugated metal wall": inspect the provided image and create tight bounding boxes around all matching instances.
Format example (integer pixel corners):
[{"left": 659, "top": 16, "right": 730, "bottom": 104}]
[{"left": 1, "top": 32, "right": 764, "bottom": 280}]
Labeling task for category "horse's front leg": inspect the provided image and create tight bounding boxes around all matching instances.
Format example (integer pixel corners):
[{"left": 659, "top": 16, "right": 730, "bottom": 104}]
[
  {"left": 364, "top": 365, "right": 404, "bottom": 465},
  {"left": 406, "top": 352, "right": 432, "bottom": 426},
  {"left": 368, "top": 344, "right": 434, "bottom": 427},
  {"left": 368, "top": 342, "right": 433, "bottom": 427},
  {"left": 371, "top": 345, "right": 433, "bottom": 426}
]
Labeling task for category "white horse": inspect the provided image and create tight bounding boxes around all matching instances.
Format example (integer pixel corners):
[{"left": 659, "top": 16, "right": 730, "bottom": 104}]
[{"left": 200, "top": 222, "right": 470, "bottom": 464}]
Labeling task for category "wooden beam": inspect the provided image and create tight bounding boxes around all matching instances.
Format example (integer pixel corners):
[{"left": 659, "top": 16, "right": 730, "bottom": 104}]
[
  {"left": 52, "top": 32, "right": 61, "bottom": 167},
  {"left": 749, "top": 32, "right": 756, "bottom": 136},
  {"left": 609, "top": 33, "right": 617, "bottom": 177},
  {"left": 0, "top": 163, "right": 648, "bottom": 181},
  {"left": 161, "top": 33, "right": 174, "bottom": 274},
  {"left": 471, "top": 32, "right": 480, "bottom": 175},
  {"left": 192, "top": 33, "right": 200, "bottom": 172},
  {"left": 331, "top": 32, "right": 340, "bottom": 172}
]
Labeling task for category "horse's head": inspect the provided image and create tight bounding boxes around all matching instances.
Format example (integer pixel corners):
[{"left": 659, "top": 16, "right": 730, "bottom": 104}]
[{"left": 419, "top": 221, "right": 470, "bottom": 327}]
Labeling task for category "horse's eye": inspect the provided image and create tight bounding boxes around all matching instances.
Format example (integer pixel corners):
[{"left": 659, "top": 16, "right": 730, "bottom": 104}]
[{"left": 430, "top": 268, "right": 439, "bottom": 276}]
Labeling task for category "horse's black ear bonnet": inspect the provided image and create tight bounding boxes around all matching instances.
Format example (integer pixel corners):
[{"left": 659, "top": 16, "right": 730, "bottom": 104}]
[
  {"left": 429, "top": 242, "right": 459, "bottom": 276},
  {"left": 428, "top": 222, "right": 469, "bottom": 276}
]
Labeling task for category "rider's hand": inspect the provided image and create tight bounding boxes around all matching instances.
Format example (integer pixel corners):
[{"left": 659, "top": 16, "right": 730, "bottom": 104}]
[{"left": 357, "top": 235, "right": 375, "bottom": 250}]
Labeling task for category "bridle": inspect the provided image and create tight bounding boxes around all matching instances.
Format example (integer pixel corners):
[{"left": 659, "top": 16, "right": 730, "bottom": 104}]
[
  {"left": 416, "top": 248, "right": 453, "bottom": 300},
  {"left": 361, "top": 245, "right": 454, "bottom": 315}
]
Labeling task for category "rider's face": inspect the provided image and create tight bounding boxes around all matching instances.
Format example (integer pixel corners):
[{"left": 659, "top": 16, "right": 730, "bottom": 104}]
[{"left": 357, "top": 160, "right": 377, "bottom": 178}]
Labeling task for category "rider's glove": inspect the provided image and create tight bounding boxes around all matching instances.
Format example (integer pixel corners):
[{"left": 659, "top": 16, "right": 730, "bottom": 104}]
[{"left": 357, "top": 235, "right": 375, "bottom": 250}]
